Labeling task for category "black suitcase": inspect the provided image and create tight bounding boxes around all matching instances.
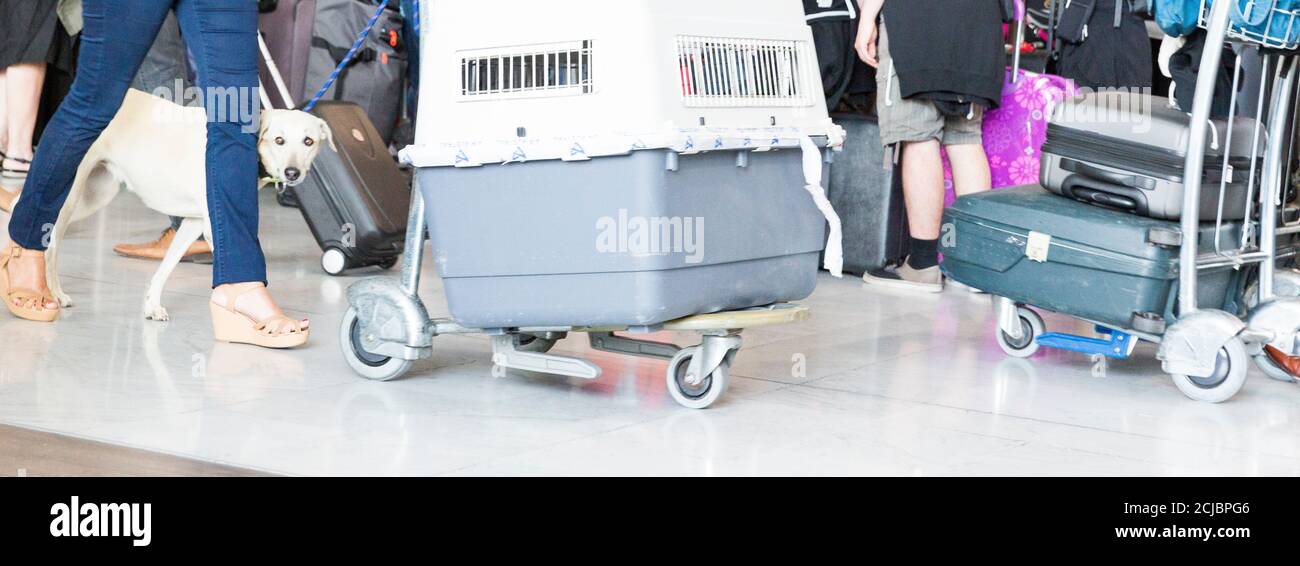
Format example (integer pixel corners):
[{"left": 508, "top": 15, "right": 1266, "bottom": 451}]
[
  {"left": 827, "top": 114, "right": 908, "bottom": 275},
  {"left": 292, "top": 101, "right": 410, "bottom": 275}
]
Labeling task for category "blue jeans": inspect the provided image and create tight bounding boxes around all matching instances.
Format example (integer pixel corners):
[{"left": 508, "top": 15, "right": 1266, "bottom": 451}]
[{"left": 10, "top": 0, "right": 265, "bottom": 286}]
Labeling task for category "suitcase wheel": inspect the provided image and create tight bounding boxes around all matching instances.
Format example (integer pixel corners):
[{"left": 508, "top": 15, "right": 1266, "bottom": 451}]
[{"left": 322, "top": 248, "right": 350, "bottom": 276}]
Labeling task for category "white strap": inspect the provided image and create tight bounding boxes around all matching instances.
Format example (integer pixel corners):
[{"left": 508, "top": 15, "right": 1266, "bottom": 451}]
[
  {"left": 884, "top": 60, "right": 896, "bottom": 107},
  {"left": 800, "top": 136, "right": 843, "bottom": 278}
]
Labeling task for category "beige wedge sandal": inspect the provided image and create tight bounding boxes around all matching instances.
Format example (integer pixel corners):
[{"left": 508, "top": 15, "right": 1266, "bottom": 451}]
[
  {"left": 0, "top": 243, "right": 59, "bottom": 322},
  {"left": 210, "top": 286, "right": 309, "bottom": 349}
]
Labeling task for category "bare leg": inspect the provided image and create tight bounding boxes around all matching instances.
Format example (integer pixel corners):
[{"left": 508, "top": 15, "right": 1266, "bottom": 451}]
[
  {"left": 900, "top": 139, "right": 946, "bottom": 240},
  {"left": 0, "top": 69, "right": 8, "bottom": 153},
  {"left": 3, "top": 63, "right": 47, "bottom": 168},
  {"left": 946, "top": 143, "right": 992, "bottom": 198}
]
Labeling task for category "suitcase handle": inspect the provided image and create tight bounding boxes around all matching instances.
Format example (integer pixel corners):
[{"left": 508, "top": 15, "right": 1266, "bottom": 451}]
[
  {"left": 1059, "top": 157, "right": 1158, "bottom": 191},
  {"left": 1061, "top": 174, "right": 1151, "bottom": 216}
]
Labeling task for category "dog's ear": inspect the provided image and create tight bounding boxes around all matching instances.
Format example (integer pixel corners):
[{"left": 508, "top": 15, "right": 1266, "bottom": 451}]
[
  {"left": 318, "top": 118, "right": 337, "bottom": 152},
  {"left": 259, "top": 110, "right": 272, "bottom": 141}
]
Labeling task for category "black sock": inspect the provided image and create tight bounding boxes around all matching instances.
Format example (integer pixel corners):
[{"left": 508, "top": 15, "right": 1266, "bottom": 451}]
[{"left": 907, "top": 238, "right": 939, "bottom": 270}]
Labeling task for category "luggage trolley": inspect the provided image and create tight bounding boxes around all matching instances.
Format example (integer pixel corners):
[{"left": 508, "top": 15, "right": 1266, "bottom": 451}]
[
  {"left": 954, "top": 0, "right": 1300, "bottom": 402},
  {"left": 337, "top": 0, "right": 844, "bottom": 408}
]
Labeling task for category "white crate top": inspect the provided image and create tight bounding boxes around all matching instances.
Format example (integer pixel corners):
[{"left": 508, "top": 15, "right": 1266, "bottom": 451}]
[{"left": 403, "top": 0, "right": 842, "bottom": 168}]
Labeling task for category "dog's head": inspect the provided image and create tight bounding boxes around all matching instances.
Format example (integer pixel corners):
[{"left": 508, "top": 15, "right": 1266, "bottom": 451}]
[{"left": 258, "top": 109, "right": 335, "bottom": 187}]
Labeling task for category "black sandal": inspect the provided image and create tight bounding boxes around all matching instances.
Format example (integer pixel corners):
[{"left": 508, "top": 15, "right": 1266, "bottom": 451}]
[{"left": 1, "top": 156, "right": 31, "bottom": 179}]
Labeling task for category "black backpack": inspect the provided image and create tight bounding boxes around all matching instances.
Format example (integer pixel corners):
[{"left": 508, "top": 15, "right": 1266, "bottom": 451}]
[{"left": 803, "top": 0, "right": 875, "bottom": 114}]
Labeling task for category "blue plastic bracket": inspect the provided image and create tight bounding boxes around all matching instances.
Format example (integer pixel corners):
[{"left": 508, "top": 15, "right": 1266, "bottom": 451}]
[{"left": 1036, "top": 327, "right": 1136, "bottom": 359}]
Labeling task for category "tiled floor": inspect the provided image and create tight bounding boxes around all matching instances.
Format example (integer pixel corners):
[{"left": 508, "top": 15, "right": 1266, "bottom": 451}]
[{"left": 2, "top": 176, "right": 1300, "bottom": 476}]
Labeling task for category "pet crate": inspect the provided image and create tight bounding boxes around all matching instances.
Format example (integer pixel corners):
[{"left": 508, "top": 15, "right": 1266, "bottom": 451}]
[{"left": 400, "top": 0, "right": 842, "bottom": 328}]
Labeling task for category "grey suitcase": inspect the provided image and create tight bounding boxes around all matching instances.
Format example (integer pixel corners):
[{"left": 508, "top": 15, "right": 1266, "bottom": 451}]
[
  {"left": 305, "top": 0, "right": 406, "bottom": 144},
  {"left": 941, "top": 186, "right": 1248, "bottom": 334},
  {"left": 1041, "top": 91, "right": 1264, "bottom": 221},
  {"left": 416, "top": 148, "right": 827, "bottom": 329},
  {"left": 827, "top": 115, "right": 908, "bottom": 275}
]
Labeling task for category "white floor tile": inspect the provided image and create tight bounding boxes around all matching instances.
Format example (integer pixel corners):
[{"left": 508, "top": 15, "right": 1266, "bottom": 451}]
[{"left": 0, "top": 186, "right": 1298, "bottom": 476}]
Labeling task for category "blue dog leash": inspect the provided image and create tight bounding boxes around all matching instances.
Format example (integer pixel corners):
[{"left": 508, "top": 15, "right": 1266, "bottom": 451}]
[{"left": 304, "top": 1, "right": 391, "bottom": 111}]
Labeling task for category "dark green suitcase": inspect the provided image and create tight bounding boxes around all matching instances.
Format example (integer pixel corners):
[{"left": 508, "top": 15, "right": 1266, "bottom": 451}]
[{"left": 941, "top": 186, "right": 1249, "bottom": 333}]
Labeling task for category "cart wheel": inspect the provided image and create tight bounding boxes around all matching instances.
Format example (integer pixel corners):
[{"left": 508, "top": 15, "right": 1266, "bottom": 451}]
[
  {"left": 996, "top": 306, "right": 1044, "bottom": 359},
  {"left": 1171, "top": 337, "right": 1248, "bottom": 403},
  {"left": 1254, "top": 353, "right": 1299, "bottom": 383},
  {"left": 514, "top": 332, "right": 560, "bottom": 353},
  {"left": 665, "top": 346, "right": 734, "bottom": 409},
  {"left": 340, "top": 307, "right": 413, "bottom": 381},
  {"left": 322, "top": 248, "right": 349, "bottom": 276}
]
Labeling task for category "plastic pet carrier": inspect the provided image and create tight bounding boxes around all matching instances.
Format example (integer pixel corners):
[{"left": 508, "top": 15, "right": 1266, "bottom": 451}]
[
  {"left": 401, "top": 0, "right": 844, "bottom": 328},
  {"left": 341, "top": 0, "right": 844, "bottom": 409}
]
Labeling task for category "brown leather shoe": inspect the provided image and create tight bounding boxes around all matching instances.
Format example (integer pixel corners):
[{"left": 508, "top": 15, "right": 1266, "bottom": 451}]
[
  {"left": 0, "top": 188, "right": 18, "bottom": 213},
  {"left": 1264, "top": 345, "right": 1300, "bottom": 378},
  {"left": 113, "top": 228, "right": 213, "bottom": 264}
]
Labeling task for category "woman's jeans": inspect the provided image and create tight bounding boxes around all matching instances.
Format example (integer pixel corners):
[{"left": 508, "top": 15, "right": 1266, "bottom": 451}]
[{"left": 9, "top": 0, "right": 265, "bottom": 287}]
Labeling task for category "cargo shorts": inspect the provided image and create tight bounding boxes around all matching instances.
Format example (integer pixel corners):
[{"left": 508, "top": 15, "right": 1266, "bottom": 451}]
[{"left": 875, "top": 22, "right": 984, "bottom": 148}]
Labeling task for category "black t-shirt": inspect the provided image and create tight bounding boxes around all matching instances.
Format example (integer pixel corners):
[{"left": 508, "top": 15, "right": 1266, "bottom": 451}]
[{"left": 882, "top": 0, "right": 1006, "bottom": 107}]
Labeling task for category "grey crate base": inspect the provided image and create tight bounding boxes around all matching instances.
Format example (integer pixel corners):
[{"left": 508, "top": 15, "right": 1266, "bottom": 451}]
[
  {"left": 444, "top": 252, "right": 819, "bottom": 328},
  {"left": 418, "top": 148, "right": 827, "bottom": 328}
]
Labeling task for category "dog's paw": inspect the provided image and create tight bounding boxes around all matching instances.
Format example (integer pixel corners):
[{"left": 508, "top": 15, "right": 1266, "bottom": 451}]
[
  {"left": 55, "top": 291, "right": 74, "bottom": 308},
  {"left": 144, "top": 304, "right": 170, "bottom": 322}
]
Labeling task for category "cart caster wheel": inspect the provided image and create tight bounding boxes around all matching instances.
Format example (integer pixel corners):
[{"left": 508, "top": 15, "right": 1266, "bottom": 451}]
[
  {"left": 996, "top": 306, "right": 1044, "bottom": 359},
  {"left": 1254, "top": 353, "right": 1299, "bottom": 383},
  {"left": 514, "top": 332, "right": 562, "bottom": 353},
  {"left": 1171, "top": 337, "right": 1248, "bottom": 403},
  {"left": 377, "top": 257, "right": 399, "bottom": 271},
  {"left": 665, "top": 346, "right": 734, "bottom": 409},
  {"left": 340, "top": 307, "right": 413, "bottom": 381},
  {"left": 322, "top": 248, "right": 349, "bottom": 276}
]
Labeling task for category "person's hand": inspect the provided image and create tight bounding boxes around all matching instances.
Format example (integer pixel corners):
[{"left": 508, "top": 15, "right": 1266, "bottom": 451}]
[{"left": 855, "top": 18, "right": 879, "bottom": 68}]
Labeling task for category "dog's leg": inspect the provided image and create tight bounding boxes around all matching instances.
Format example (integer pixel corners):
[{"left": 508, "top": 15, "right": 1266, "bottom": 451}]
[
  {"left": 143, "top": 217, "right": 204, "bottom": 322},
  {"left": 45, "top": 163, "right": 101, "bottom": 308}
]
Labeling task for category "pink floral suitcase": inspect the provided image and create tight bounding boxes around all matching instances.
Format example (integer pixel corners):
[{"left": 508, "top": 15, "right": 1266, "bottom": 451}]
[{"left": 943, "top": 68, "right": 1076, "bottom": 207}]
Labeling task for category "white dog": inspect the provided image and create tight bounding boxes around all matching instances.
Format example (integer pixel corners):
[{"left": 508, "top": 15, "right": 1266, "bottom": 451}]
[{"left": 42, "top": 88, "right": 333, "bottom": 321}]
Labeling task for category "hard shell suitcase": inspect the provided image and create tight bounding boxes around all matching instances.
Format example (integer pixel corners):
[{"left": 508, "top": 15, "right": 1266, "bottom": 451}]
[
  {"left": 259, "top": 0, "right": 317, "bottom": 109},
  {"left": 827, "top": 114, "right": 908, "bottom": 275},
  {"left": 1040, "top": 90, "right": 1264, "bottom": 220},
  {"left": 305, "top": 0, "right": 407, "bottom": 144},
  {"left": 291, "top": 101, "right": 410, "bottom": 275},
  {"left": 941, "top": 186, "right": 1248, "bottom": 333}
]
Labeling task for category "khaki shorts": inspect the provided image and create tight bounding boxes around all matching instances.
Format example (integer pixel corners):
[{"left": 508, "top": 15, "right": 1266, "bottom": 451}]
[{"left": 875, "top": 22, "right": 984, "bottom": 148}]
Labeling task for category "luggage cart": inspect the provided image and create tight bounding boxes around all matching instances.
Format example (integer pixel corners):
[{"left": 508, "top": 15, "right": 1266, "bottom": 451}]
[
  {"left": 338, "top": 186, "right": 812, "bottom": 409},
  {"left": 337, "top": 0, "right": 840, "bottom": 409},
  {"left": 980, "top": 0, "right": 1300, "bottom": 402}
]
